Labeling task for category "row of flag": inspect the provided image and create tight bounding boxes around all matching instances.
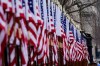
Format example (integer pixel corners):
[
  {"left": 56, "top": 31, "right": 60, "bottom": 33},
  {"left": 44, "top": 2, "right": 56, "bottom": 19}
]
[{"left": 0, "top": 0, "right": 89, "bottom": 66}]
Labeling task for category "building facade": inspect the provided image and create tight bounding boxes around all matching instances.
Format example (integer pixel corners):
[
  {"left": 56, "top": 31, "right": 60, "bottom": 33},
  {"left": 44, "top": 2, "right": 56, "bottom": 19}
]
[{"left": 57, "top": 0, "right": 99, "bottom": 62}]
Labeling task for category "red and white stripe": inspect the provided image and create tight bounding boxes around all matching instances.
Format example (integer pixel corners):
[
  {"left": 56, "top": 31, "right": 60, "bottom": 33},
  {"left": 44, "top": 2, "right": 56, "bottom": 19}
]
[
  {"left": 21, "top": 42, "right": 28, "bottom": 66},
  {"left": 81, "top": 41, "right": 89, "bottom": 60},
  {"left": 68, "top": 31, "right": 75, "bottom": 45},
  {"left": 7, "top": 14, "right": 16, "bottom": 66},
  {"left": 68, "top": 30, "right": 76, "bottom": 61},
  {"left": 24, "top": 0, "right": 38, "bottom": 63},
  {"left": 47, "top": 1, "right": 55, "bottom": 33},
  {"left": 74, "top": 42, "right": 84, "bottom": 61},
  {"left": 1, "top": 0, "right": 8, "bottom": 10},
  {"left": 52, "top": 34, "right": 58, "bottom": 64},
  {"left": 20, "top": 20, "right": 28, "bottom": 66},
  {"left": 14, "top": 21, "right": 28, "bottom": 66},
  {"left": 15, "top": 0, "right": 24, "bottom": 18},
  {"left": 9, "top": 45, "right": 16, "bottom": 66},
  {"left": 6, "top": 0, "right": 15, "bottom": 13},
  {"left": 0, "top": 5, "right": 7, "bottom": 63},
  {"left": 43, "top": 30, "right": 47, "bottom": 64},
  {"left": 34, "top": 1, "right": 43, "bottom": 26},
  {"left": 30, "top": 47, "right": 35, "bottom": 65},
  {"left": 15, "top": 0, "right": 28, "bottom": 45},
  {"left": 34, "top": 0, "right": 45, "bottom": 64},
  {"left": 48, "top": 15, "right": 55, "bottom": 33},
  {"left": 37, "top": 24, "right": 45, "bottom": 64},
  {"left": 25, "top": 0, "right": 37, "bottom": 48},
  {"left": 70, "top": 42, "right": 77, "bottom": 61},
  {"left": 63, "top": 36, "right": 69, "bottom": 64},
  {"left": 6, "top": 1, "right": 17, "bottom": 65},
  {"left": 15, "top": 0, "right": 29, "bottom": 65},
  {"left": 14, "top": 22, "right": 20, "bottom": 45}
]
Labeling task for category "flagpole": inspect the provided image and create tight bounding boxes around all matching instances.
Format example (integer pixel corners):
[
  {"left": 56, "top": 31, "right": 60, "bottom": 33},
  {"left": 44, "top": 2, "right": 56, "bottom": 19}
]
[
  {"left": 28, "top": 44, "right": 30, "bottom": 66},
  {"left": 7, "top": 13, "right": 10, "bottom": 66},
  {"left": 17, "top": 18, "right": 21, "bottom": 66},
  {"left": 7, "top": 12, "right": 15, "bottom": 66},
  {"left": 26, "top": 18, "right": 31, "bottom": 66}
]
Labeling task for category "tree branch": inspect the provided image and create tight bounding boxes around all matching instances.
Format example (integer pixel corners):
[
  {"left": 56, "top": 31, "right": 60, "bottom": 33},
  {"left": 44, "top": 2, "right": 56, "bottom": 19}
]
[{"left": 67, "top": 1, "right": 97, "bottom": 14}]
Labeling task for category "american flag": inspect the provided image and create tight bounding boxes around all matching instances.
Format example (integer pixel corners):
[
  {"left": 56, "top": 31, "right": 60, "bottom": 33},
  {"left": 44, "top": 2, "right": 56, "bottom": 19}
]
[
  {"left": 37, "top": 25, "right": 45, "bottom": 64},
  {"left": 40, "top": 0, "right": 44, "bottom": 20},
  {"left": 60, "top": 13, "right": 65, "bottom": 38},
  {"left": 24, "top": 0, "right": 38, "bottom": 65},
  {"left": 34, "top": 0, "right": 43, "bottom": 26},
  {"left": 7, "top": 12, "right": 16, "bottom": 66},
  {"left": 82, "top": 40, "right": 89, "bottom": 60},
  {"left": 25, "top": 0, "right": 37, "bottom": 47},
  {"left": 70, "top": 30, "right": 84, "bottom": 61},
  {"left": 68, "top": 23, "right": 76, "bottom": 62},
  {"left": 0, "top": 4, "right": 7, "bottom": 66},
  {"left": 76, "top": 30, "right": 84, "bottom": 61},
  {"left": 69, "top": 28, "right": 77, "bottom": 61},
  {"left": 61, "top": 13, "right": 69, "bottom": 64},
  {"left": 75, "top": 42, "right": 84, "bottom": 61},
  {"left": 52, "top": 3, "right": 58, "bottom": 64},
  {"left": 53, "top": 4, "right": 56, "bottom": 28},
  {"left": 40, "top": 0, "right": 49, "bottom": 64},
  {"left": 48, "top": 1, "right": 55, "bottom": 33},
  {"left": 63, "top": 16, "right": 67, "bottom": 33},
  {"left": 68, "top": 23, "right": 75, "bottom": 45},
  {"left": 75, "top": 30, "right": 89, "bottom": 61},
  {"left": 15, "top": 0, "right": 29, "bottom": 65},
  {"left": 3, "top": 0, "right": 16, "bottom": 66},
  {"left": 80, "top": 33, "right": 89, "bottom": 60},
  {"left": 37, "top": 0, "right": 47, "bottom": 64},
  {"left": 15, "top": 0, "right": 24, "bottom": 18},
  {"left": 28, "top": 0, "right": 34, "bottom": 14}
]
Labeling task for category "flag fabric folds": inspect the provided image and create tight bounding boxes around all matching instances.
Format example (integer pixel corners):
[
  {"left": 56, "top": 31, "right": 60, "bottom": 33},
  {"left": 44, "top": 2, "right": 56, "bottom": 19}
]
[
  {"left": 0, "top": 0, "right": 89, "bottom": 66},
  {"left": 0, "top": 3, "right": 7, "bottom": 66}
]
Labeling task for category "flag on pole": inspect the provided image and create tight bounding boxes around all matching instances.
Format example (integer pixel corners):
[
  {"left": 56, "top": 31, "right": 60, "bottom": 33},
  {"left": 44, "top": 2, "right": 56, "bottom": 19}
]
[
  {"left": 24, "top": 0, "right": 37, "bottom": 48},
  {"left": 61, "top": 15, "right": 69, "bottom": 64},
  {"left": 68, "top": 23, "right": 76, "bottom": 62},
  {"left": 68, "top": 23, "right": 75, "bottom": 45},
  {"left": 40, "top": 0, "right": 48, "bottom": 64},
  {"left": 24, "top": 0, "right": 38, "bottom": 64},
  {"left": 37, "top": 0, "right": 47, "bottom": 64},
  {"left": 0, "top": 4, "right": 7, "bottom": 66},
  {"left": 34, "top": 0, "right": 43, "bottom": 26},
  {"left": 7, "top": 12, "right": 16, "bottom": 66},
  {"left": 15, "top": 0, "right": 29, "bottom": 65},
  {"left": 48, "top": 1, "right": 55, "bottom": 33},
  {"left": 4, "top": 0, "right": 16, "bottom": 66},
  {"left": 48, "top": 2, "right": 58, "bottom": 65}
]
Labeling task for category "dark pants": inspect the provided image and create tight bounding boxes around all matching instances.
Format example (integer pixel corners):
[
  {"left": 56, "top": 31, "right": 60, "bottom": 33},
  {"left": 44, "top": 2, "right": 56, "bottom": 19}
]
[{"left": 88, "top": 46, "right": 93, "bottom": 63}]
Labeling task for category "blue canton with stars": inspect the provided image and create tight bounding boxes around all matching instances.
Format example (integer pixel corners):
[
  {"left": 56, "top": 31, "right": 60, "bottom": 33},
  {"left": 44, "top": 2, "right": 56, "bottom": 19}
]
[
  {"left": 50, "top": 3, "right": 53, "bottom": 17},
  {"left": 28, "top": 0, "right": 34, "bottom": 14},
  {"left": 61, "top": 13, "right": 67, "bottom": 33},
  {"left": 76, "top": 30, "right": 79, "bottom": 42},
  {"left": 22, "top": 0, "right": 25, "bottom": 7},
  {"left": 46, "top": 0, "right": 49, "bottom": 23},
  {"left": 40, "top": 0, "right": 44, "bottom": 20},
  {"left": 63, "top": 16, "right": 67, "bottom": 33},
  {"left": 69, "top": 23, "right": 74, "bottom": 36},
  {"left": 53, "top": 5, "right": 56, "bottom": 27}
]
